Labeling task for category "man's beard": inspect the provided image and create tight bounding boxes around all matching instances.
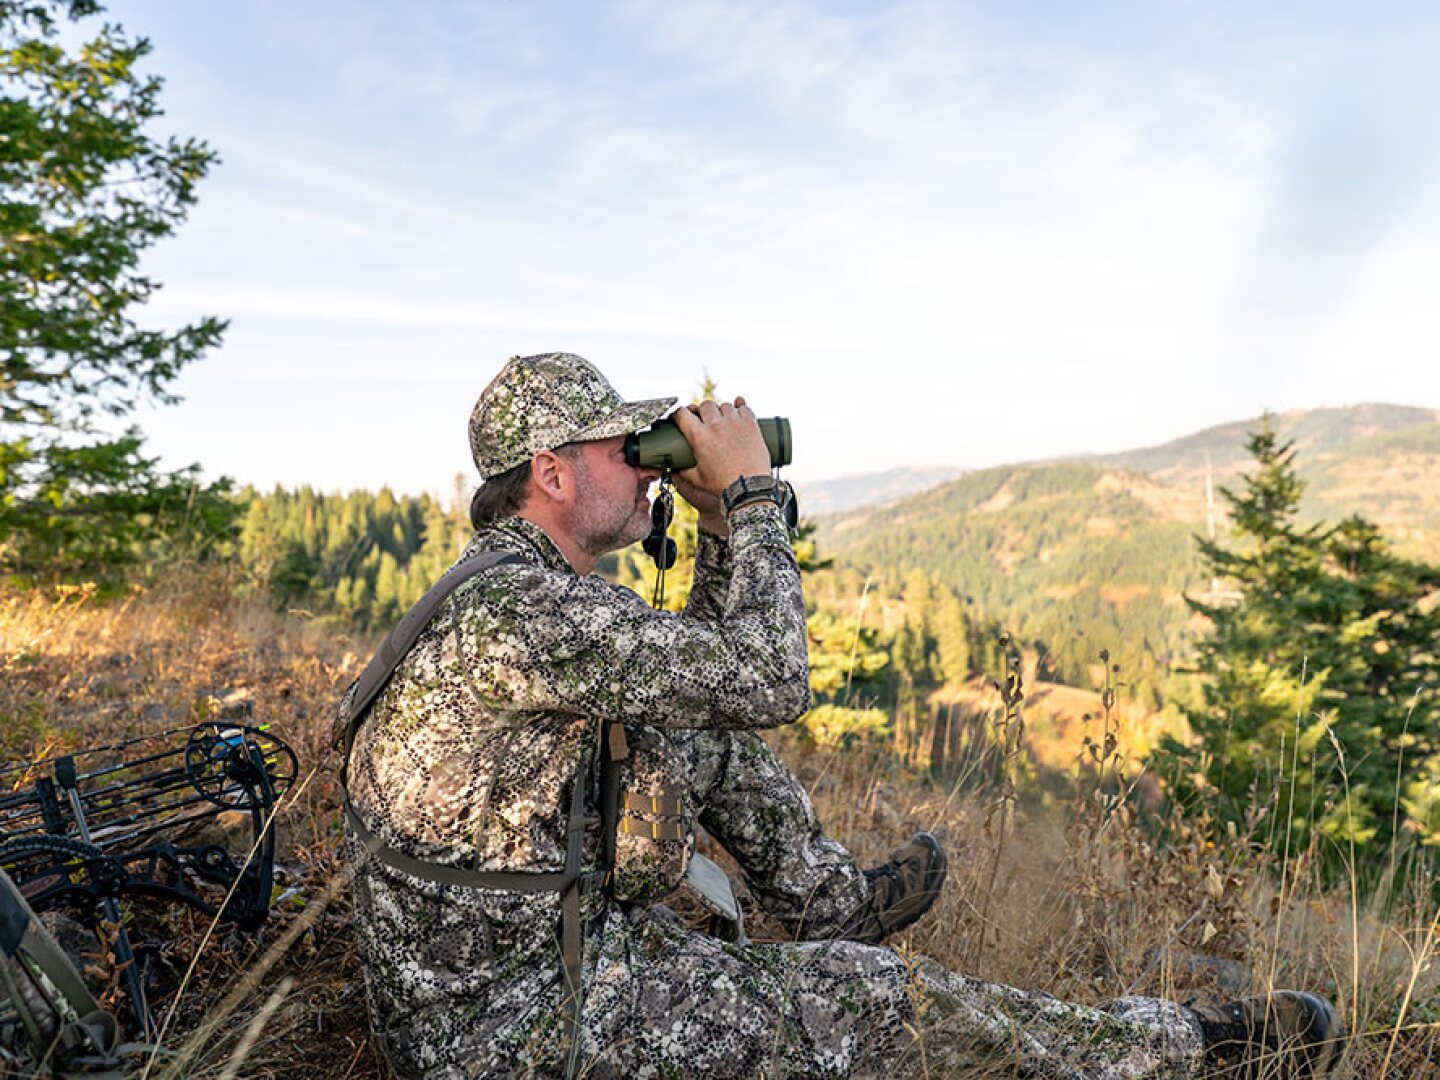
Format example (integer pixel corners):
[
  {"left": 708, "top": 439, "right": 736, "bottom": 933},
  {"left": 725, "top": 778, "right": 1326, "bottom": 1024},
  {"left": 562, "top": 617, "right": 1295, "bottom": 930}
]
[{"left": 566, "top": 462, "right": 652, "bottom": 559}]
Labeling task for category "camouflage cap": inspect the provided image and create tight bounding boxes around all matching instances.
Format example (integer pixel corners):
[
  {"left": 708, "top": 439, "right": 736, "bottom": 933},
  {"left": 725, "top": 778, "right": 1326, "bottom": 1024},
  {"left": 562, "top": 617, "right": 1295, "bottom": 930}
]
[{"left": 469, "top": 353, "right": 677, "bottom": 479}]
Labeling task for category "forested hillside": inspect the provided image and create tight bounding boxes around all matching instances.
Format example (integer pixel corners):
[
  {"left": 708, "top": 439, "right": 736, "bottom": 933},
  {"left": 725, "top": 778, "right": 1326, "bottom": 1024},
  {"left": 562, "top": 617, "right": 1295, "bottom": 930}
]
[
  {"left": 814, "top": 461, "right": 1201, "bottom": 699},
  {"left": 1091, "top": 403, "right": 1440, "bottom": 559},
  {"left": 816, "top": 403, "right": 1440, "bottom": 705},
  {"left": 234, "top": 484, "right": 470, "bottom": 630}
]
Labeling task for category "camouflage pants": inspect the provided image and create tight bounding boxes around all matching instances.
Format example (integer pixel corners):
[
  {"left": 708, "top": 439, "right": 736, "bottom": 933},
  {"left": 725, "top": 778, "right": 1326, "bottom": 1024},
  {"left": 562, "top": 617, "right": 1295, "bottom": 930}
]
[{"left": 576, "top": 730, "right": 1206, "bottom": 1079}]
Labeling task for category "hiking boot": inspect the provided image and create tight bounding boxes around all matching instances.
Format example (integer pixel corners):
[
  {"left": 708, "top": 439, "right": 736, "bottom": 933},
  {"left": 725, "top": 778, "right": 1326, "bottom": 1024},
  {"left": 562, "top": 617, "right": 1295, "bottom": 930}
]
[
  {"left": 844, "top": 832, "right": 947, "bottom": 944},
  {"left": 1190, "top": 991, "right": 1344, "bottom": 1078}
]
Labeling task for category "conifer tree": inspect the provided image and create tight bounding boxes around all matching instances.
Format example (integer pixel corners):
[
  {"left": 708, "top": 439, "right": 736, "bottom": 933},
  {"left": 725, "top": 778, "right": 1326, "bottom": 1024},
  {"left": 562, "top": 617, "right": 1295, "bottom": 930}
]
[
  {"left": 1166, "top": 416, "right": 1440, "bottom": 866},
  {"left": 1, "top": 0, "right": 232, "bottom": 578},
  {"left": 932, "top": 590, "right": 972, "bottom": 687}
]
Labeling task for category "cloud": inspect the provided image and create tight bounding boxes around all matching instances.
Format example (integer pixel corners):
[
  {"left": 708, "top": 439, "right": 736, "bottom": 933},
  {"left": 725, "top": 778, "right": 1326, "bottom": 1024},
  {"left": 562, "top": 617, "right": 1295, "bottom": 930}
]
[{"left": 121, "top": 0, "right": 1440, "bottom": 494}]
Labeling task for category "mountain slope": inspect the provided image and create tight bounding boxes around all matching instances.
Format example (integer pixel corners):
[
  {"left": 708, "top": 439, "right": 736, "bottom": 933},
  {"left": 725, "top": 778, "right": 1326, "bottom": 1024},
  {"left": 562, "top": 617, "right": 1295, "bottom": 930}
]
[
  {"left": 815, "top": 403, "right": 1440, "bottom": 693},
  {"left": 1087, "top": 403, "right": 1437, "bottom": 482},
  {"left": 818, "top": 460, "right": 1205, "bottom": 692}
]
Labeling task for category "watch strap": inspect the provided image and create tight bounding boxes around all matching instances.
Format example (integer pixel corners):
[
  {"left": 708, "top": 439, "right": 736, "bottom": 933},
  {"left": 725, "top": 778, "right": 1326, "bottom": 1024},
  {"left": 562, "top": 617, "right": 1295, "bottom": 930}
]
[{"left": 722, "top": 474, "right": 789, "bottom": 515}]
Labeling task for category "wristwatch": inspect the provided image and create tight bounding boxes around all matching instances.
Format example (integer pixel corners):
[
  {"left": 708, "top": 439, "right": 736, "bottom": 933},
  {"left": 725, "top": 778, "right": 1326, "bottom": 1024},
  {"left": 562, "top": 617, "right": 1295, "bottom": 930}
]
[{"left": 722, "top": 474, "right": 790, "bottom": 515}]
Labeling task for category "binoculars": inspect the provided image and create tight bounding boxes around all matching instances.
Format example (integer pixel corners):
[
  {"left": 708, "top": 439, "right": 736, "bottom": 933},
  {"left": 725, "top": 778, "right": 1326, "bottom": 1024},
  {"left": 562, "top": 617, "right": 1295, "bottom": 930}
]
[{"left": 624, "top": 417, "right": 792, "bottom": 472}]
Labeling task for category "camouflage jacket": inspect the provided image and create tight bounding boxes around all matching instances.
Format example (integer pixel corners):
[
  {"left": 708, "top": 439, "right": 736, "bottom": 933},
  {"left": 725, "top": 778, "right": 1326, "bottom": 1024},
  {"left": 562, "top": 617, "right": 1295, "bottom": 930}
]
[{"left": 343, "top": 503, "right": 809, "bottom": 1075}]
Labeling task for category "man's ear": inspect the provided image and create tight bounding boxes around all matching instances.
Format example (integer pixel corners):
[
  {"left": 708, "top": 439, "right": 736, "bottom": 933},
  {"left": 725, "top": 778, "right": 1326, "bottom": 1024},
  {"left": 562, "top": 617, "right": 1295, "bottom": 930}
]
[{"left": 529, "top": 450, "right": 568, "bottom": 504}]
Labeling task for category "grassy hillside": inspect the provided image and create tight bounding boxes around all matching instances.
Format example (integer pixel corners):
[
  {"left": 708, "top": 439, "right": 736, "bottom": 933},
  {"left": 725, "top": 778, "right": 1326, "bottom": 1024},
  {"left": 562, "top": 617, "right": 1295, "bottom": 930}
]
[
  {"left": 1093, "top": 404, "right": 1440, "bottom": 561},
  {"left": 1, "top": 576, "right": 1436, "bottom": 1075},
  {"left": 1307, "top": 420, "right": 1440, "bottom": 557}
]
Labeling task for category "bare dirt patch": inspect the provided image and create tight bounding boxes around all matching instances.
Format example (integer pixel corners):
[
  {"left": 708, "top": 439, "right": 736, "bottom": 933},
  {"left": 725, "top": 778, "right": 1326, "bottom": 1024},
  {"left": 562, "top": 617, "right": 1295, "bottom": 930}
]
[
  {"left": 976, "top": 478, "right": 1015, "bottom": 514},
  {"left": 1092, "top": 471, "right": 1206, "bottom": 523}
]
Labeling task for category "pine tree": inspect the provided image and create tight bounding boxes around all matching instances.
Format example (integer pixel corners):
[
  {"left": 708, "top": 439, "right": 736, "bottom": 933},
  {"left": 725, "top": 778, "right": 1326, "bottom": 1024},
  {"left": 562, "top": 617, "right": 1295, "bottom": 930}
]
[
  {"left": 1170, "top": 418, "right": 1327, "bottom": 835},
  {"left": 1311, "top": 515, "right": 1440, "bottom": 848},
  {"left": 806, "top": 606, "right": 888, "bottom": 701},
  {"left": 1, "top": 0, "right": 232, "bottom": 579},
  {"left": 1164, "top": 416, "right": 1440, "bottom": 867},
  {"left": 932, "top": 589, "right": 972, "bottom": 687},
  {"left": 373, "top": 550, "right": 401, "bottom": 625}
]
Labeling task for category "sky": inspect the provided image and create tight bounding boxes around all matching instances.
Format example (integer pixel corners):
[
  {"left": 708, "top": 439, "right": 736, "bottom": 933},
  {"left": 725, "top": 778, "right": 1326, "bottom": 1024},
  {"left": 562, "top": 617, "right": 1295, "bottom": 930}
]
[{"left": 90, "top": 0, "right": 1440, "bottom": 495}]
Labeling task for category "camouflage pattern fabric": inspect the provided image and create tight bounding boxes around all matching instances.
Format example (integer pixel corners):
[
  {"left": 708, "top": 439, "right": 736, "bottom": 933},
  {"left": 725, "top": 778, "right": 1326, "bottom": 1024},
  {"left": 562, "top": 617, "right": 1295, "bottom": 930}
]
[
  {"left": 582, "top": 916, "right": 1205, "bottom": 1079},
  {"left": 343, "top": 504, "right": 1207, "bottom": 1078},
  {"left": 467, "top": 353, "right": 676, "bottom": 479}
]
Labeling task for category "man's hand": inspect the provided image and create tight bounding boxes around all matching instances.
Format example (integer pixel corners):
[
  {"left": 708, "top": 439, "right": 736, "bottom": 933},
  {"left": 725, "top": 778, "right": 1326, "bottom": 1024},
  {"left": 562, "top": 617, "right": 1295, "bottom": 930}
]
[
  {"left": 672, "top": 398, "right": 771, "bottom": 535},
  {"left": 672, "top": 472, "right": 726, "bottom": 535}
]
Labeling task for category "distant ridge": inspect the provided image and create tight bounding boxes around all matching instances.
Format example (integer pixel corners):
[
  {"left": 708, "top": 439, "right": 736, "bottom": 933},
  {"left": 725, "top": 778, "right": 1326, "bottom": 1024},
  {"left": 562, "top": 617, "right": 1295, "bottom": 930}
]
[
  {"left": 798, "top": 405, "right": 1439, "bottom": 518},
  {"left": 795, "top": 466, "right": 963, "bottom": 515},
  {"left": 1082, "top": 403, "right": 1438, "bottom": 483}
]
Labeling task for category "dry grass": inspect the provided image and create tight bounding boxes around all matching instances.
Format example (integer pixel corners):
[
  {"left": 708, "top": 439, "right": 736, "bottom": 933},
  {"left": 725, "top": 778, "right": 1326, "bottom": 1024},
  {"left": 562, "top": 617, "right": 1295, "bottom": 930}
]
[
  {"left": 3, "top": 570, "right": 1439, "bottom": 1076},
  {"left": 0, "top": 569, "right": 379, "bottom": 1079}
]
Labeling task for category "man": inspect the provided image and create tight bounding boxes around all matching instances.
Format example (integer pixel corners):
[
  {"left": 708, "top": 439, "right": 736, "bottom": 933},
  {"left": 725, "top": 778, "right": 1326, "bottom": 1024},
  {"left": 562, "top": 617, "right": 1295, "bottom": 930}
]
[{"left": 340, "top": 353, "right": 1342, "bottom": 1078}]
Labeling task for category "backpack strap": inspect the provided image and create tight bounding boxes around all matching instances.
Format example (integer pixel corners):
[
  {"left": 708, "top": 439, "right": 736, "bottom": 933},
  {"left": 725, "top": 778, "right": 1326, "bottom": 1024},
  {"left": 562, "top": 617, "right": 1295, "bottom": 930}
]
[
  {"left": 335, "top": 548, "right": 601, "bottom": 1075},
  {"left": 335, "top": 550, "right": 524, "bottom": 782}
]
